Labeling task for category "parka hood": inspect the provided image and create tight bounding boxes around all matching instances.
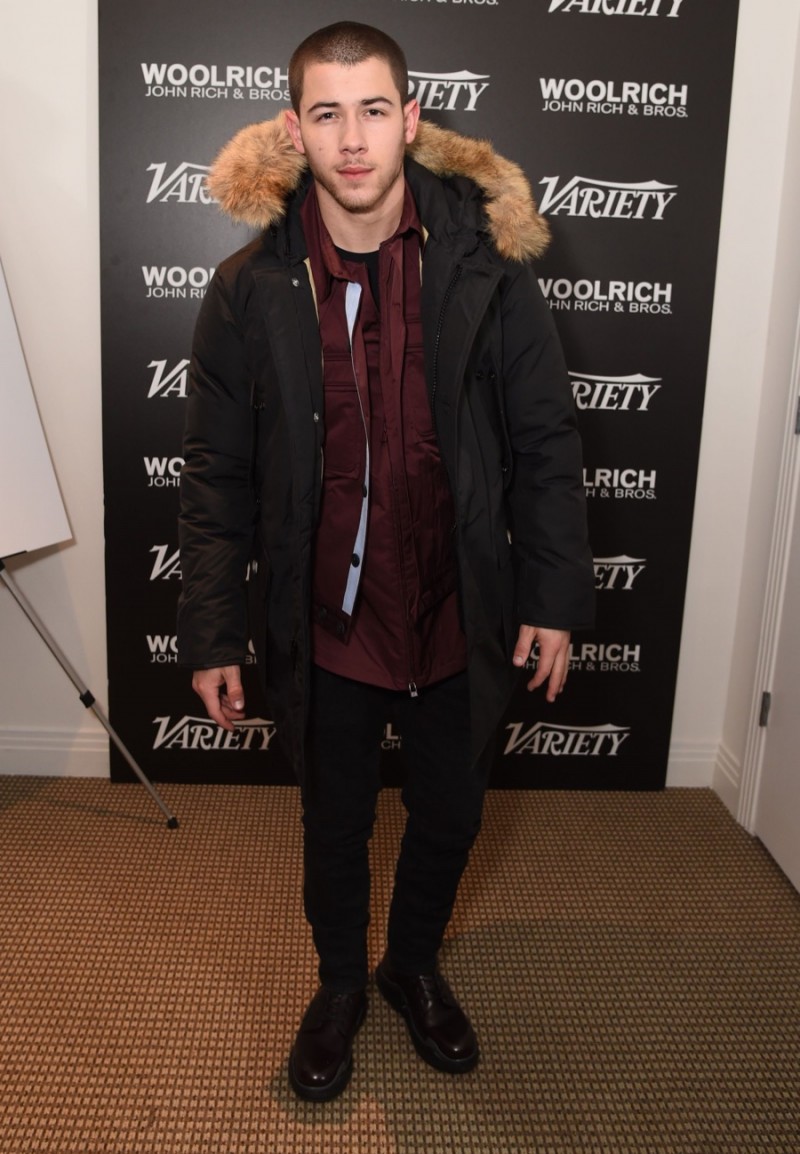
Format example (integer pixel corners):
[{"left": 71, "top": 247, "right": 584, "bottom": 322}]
[{"left": 206, "top": 111, "right": 550, "bottom": 263}]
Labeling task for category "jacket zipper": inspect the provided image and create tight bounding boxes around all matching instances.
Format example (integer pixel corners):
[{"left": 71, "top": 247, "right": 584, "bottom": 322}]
[{"left": 431, "top": 265, "right": 463, "bottom": 409}]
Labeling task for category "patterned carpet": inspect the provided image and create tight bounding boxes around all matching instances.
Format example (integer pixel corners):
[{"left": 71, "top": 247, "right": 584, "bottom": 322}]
[{"left": 1, "top": 777, "right": 798, "bottom": 1153}]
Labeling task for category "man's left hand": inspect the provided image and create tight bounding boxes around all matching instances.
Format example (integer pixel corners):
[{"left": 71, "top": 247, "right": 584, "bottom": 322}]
[{"left": 512, "top": 625, "right": 571, "bottom": 702}]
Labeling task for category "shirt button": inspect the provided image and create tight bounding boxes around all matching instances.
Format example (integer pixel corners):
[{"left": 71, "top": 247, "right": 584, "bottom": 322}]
[
  {"left": 313, "top": 411, "right": 320, "bottom": 423},
  {"left": 351, "top": 553, "right": 360, "bottom": 567}
]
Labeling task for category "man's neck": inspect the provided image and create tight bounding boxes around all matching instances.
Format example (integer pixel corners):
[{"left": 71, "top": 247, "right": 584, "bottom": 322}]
[{"left": 315, "top": 179, "right": 406, "bottom": 253}]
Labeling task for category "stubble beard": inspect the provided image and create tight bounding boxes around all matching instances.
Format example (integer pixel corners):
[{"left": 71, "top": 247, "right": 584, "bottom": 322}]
[{"left": 309, "top": 155, "right": 405, "bottom": 217}]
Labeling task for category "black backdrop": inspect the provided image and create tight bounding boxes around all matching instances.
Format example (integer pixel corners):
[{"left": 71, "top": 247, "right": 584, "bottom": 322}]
[{"left": 99, "top": 0, "right": 739, "bottom": 788}]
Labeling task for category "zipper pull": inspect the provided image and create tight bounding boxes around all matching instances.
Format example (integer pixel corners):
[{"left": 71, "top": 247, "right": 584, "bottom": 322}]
[{"left": 408, "top": 681, "right": 419, "bottom": 699}]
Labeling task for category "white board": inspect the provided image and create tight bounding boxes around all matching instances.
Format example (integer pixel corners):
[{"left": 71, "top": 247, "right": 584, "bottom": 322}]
[{"left": 0, "top": 258, "right": 71, "bottom": 558}]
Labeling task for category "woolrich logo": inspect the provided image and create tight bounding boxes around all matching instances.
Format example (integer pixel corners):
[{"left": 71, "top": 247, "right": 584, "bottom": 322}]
[
  {"left": 570, "top": 642, "right": 642, "bottom": 673},
  {"left": 504, "top": 722, "right": 630, "bottom": 756},
  {"left": 141, "top": 62, "right": 289, "bottom": 102},
  {"left": 382, "top": 723, "right": 402, "bottom": 751},
  {"left": 143, "top": 267, "right": 214, "bottom": 300},
  {"left": 146, "top": 163, "right": 212, "bottom": 204},
  {"left": 152, "top": 716, "right": 277, "bottom": 751},
  {"left": 538, "top": 177, "right": 678, "bottom": 220},
  {"left": 570, "top": 372, "right": 663, "bottom": 411},
  {"left": 148, "top": 634, "right": 179, "bottom": 663},
  {"left": 526, "top": 640, "right": 642, "bottom": 674},
  {"left": 144, "top": 457, "right": 184, "bottom": 488},
  {"left": 407, "top": 71, "right": 489, "bottom": 112},
  {"left": 148, "top": 359, "right": 190, "bottom": 399},
  {"left": 584, "top": 468, "right": 657, "bottom": 500},
  {"left": 540, "top": 78, "right": 688, "bottom": 118},
  {"left": 541, "top": 278, "right": 672, "bottom": 316},
  {"left": 548, "top": 0, "right": 684, "bottom": 15},
  {"left": 147, "top": 633, "right": 256, "bottom": 665},
  {"left": 594, "top": 556, "right": 646, "bottom": 591}
]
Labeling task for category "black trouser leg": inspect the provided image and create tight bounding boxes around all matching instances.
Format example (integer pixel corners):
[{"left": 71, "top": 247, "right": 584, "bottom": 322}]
[
  {"left": 302, "top": 669, "right": 384, "bottom": 993},
  {"left": 386, "top": 672, "right": 491, "bottom": 975},
  {"left": 302, "top": 668, "right": 490, "bottom": 989}
]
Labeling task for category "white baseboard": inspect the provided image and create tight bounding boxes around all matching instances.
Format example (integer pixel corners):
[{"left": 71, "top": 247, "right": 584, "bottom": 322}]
[
  {"left": 665, "top": 741, "right": 716, "bottom": 787},
  {"left": 0, "top": 727, "right": 109, "bottom": 778},
  {"left": 712, "top": 741, "right": 742, "bottom": 817}
]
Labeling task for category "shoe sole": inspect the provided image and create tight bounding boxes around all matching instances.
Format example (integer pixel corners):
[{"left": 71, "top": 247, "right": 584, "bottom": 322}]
[
  {"left": 288, "top": 1000, "right": 367, "bottom": 1103},
  {"left": 375, "top": 965, "right": 479, "bottom": 1075}
]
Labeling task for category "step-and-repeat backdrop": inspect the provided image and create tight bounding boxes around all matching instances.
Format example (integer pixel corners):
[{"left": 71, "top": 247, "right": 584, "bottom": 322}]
[{"left": 99, "top": 0, "right": 739, "bottom": 788}]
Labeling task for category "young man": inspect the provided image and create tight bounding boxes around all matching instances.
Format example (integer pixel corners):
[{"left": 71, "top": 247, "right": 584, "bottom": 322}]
[{"left": 178, "top": 22, "right": 594, "bottom": 1101}]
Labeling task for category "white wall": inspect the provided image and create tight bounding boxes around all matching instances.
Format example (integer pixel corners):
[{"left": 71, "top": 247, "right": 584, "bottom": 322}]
[
  {"left": 0, "top": 1, "right": 107, "bottom": 774},
  {"left": 668, "top": 0, "right": 800, "bottom": 794},
  {"left": 1, "top": 0, "right": 798, "bottom": 793}
]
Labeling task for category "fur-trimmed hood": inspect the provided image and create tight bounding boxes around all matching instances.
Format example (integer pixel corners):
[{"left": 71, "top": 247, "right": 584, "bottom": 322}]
[{"left": 206, "top": 111, "right": 549, "bottom": 263}]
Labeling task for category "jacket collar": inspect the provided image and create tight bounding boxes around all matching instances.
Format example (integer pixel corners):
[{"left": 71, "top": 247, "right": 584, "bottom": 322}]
[{"left": 206, "top": 111, "right": 550, "bottom": 263}]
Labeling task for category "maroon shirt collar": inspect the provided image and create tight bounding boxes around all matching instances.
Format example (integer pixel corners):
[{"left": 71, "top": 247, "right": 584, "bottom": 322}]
[{"left": 301, "top": 180, "right": 422, "bottom": 299}]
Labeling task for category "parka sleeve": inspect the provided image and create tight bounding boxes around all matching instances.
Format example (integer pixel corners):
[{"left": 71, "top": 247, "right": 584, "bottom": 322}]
[
  {"left": 500, "top": 261, "right": 595, "bottom": 631},
  {"left": 177, "top": 268, "right": 257, "bottom": 668}
]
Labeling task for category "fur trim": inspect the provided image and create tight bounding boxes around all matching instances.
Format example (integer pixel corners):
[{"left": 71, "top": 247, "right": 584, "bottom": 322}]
[{"left": 207, "top": 111, "right": 549, "bottom": 262}]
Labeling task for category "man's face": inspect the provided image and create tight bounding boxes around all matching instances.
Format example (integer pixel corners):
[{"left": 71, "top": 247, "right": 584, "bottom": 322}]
[{"left": 286, "top": 57, "right": 419, "bottom": 218}]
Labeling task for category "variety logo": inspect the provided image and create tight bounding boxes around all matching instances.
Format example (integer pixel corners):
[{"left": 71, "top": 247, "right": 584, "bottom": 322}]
[
  {"left": 149, "top": 545, "right": 252, "bottom": 584},
  {"left": 541, "top": 278, "right": 672, "bottom": 315},
  {"left": 152, "top": 715, "right": 277, "bottom": 751},
  {"left": 504, "top": 721, "right": 630, "bottom": 756},
  {"left": 548, "top": 0, "right": 684, "bottom": 15},
  {"left": 143, "top": 266, "right": 214, "bottom": 300},
  {"left": 144, "top": 457, "right": 184, "bottom": 488},
  {"left": 407, "top": 70, "right": 490, "bottom": 112},
  {"left": 146, "top": 162, "right": 212, "bottom": 204},
  {"left": 540, "top": 77, "right": 688, "bottom": 118},
  {"left": 150, "top": 545, "right": 181, "bottom": 581},
  {"left": 570, "top": 372, "right": 663, "bottom": 412},
  {"left": 594, "top": 555, "right": 647, "bottom": 591},
  {"left": 584, "top": 467, "right": 657, "bottom": 500},
  {"left": 538, "top": 176, "right": 678, "bottom": 220},
  {"left": 142, "top": 62, "right": 289, "bottom": 102},
  {"left": 148, "top": 359, "right": 190, "bottom": 399}
]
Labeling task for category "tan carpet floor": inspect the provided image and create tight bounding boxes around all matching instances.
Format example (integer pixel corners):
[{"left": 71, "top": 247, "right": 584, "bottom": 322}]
[{"left": 1, "top": 777, "right": 798, "bottom": 1153}]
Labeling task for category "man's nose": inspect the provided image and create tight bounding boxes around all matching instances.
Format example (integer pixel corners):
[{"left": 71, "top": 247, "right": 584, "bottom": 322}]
[{"left": 340, "top": 113, "right": 367, "bottom": 153}]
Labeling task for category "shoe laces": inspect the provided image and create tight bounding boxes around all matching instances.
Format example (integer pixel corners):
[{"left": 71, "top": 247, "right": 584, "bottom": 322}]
[
  {"left": 320, "top": 989, "right": 360, "bottom": 1024},
  {"left": 416, "top": 972, "right": 452, "bottom": 1011}
]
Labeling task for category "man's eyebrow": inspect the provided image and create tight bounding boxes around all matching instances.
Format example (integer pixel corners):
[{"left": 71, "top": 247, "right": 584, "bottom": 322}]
[{"left": 306, "top": 96, "right": 396, "bottom": 113}]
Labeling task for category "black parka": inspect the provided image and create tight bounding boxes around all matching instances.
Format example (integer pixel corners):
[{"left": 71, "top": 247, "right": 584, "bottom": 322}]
[{"left": 178, "top": 114, "right": 595, "bottom": 780}]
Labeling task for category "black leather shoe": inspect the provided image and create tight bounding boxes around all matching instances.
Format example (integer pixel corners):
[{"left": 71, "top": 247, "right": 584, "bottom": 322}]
[
  {"left": 288, "top": 987, "right": 367, "bottom": 1102},
  {"left": 376, "top": 955, "right": 479, "bottom": 1073}
]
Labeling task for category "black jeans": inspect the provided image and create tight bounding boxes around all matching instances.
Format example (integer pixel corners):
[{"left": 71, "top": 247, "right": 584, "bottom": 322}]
[{"left": 302, "top": 666, "right": 492, "bottom": 992}]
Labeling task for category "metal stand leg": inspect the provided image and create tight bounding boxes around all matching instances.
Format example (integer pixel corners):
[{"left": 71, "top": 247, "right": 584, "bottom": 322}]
[{"left": 1, "top": 558, "right": 178, "bottom": 829}]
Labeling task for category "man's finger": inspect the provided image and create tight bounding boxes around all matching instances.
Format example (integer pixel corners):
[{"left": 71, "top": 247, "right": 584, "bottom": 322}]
[{"left": 192, "top": 667, "right": 244, "bottom": 732}]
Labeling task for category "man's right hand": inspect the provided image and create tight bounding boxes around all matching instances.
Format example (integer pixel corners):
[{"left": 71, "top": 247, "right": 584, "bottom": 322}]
[{"left": 192, "top": 666, "right": 245, "bottom": 732}]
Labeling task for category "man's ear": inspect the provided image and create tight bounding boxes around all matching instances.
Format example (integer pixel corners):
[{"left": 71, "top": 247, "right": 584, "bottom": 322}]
[
  {"left": 284, "top": 109, "right": 306, "bottom": 155},
  {"left": 403, "top": 99, "right": 420, "bottom": 145}
]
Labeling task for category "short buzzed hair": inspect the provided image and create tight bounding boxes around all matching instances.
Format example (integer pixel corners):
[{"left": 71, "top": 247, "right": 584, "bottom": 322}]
[{"left": 289, "top": 22, "right": 410, "bottom": 112}]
